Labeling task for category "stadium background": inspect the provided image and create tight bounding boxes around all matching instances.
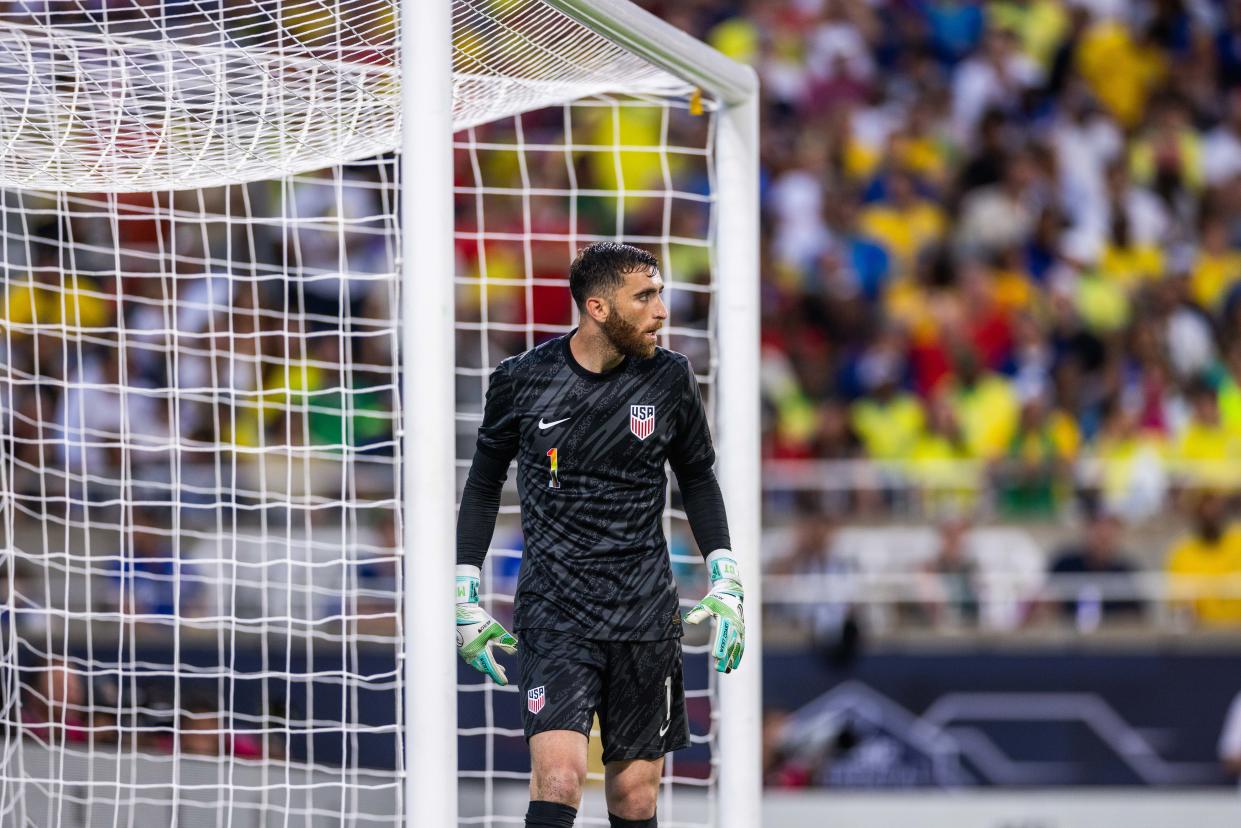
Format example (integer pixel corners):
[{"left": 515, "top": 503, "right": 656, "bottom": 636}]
[{"left": 5, "top": 0, "right": 1241, "bottom": 820}]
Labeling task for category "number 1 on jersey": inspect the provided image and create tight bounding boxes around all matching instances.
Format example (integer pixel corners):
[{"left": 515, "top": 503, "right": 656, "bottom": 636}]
[{"left": 547, "top": 447, "right": 561, "bottom": 489}]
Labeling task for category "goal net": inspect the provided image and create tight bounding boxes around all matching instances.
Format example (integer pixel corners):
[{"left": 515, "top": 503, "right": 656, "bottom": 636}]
[{"left": 0, "top": 0, "right": 758, "bottom": 825}]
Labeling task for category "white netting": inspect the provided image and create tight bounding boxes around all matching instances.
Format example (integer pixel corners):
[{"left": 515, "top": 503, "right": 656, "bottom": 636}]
[
  {"left": 0, "top": 0, "right": 689, "bottom": 192},
  {"left": 0, "top": 163, "right": 407, "bottom": 825},
  {"left": 0, "top": 0, "right": 728, "bottom": 825}
]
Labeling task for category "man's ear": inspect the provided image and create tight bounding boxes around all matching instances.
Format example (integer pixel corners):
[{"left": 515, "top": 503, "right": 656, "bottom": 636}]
[{"left": 584, "top": 295, "right": 609, "bottom": 324}]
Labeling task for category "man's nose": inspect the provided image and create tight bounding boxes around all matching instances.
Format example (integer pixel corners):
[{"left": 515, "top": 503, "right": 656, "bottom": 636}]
[{"left": 653, "top": 296, "right": 668, "bottom": 319}]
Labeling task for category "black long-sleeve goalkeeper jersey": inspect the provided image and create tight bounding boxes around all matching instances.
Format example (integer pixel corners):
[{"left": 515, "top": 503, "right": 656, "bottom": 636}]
[{"left": 456, "top": 331, "right": 730, "bottom": 641}]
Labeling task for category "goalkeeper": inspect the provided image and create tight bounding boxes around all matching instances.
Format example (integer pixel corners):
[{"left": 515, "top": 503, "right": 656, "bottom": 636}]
[{"left": 455, "top": 242, "right": 743, "bottom": 828}]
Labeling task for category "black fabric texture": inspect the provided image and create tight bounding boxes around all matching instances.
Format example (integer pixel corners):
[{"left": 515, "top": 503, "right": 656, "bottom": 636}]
[
  {"left": 455, "top": 448, "right": 511, "bottom": 568},
  {"left": 672, "top": 463, "right": 731, "bottom": 557},
  {"left": 525, "top": 800, "right": 577, "bottom": 828},
  {"left": 609, "top": 814, "right": 657, "bottom": 828},
  {"left": 518, "top": 629, "right": 690, "bottom": 762},
  {"left": 457, "top": 331, "right": 725, "bottom": 641}
]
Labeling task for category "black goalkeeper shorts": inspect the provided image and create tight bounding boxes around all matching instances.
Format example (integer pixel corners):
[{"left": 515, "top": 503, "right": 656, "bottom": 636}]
[{"left": 517, "top": 628, "right": 690, "bottom": 763}]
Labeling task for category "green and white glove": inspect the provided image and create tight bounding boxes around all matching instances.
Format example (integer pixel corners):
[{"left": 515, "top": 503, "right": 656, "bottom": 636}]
[
  {"left": 456, "top": 565, "right": 518, "bottom": 685},
  {"left": 685, "top": 550, "right": 745, "bottom": 674}
]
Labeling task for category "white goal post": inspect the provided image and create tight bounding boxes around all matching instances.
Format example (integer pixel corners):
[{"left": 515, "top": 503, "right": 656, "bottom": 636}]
[{"left": 406, "top": 0, "right": 760, "bottom": 825}]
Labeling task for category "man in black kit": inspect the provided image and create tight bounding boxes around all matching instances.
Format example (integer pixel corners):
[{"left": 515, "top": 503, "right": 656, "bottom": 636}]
[{"left": 455, "top": 242, "right": 745, "bottom": 828}]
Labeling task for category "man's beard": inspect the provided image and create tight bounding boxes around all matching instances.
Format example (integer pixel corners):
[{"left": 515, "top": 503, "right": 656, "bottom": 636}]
[{"left": 601, "top": 306, "right": 658, "bottom": 359}]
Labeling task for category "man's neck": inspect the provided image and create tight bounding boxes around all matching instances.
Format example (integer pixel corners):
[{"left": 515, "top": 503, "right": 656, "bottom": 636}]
[{"left": 569, "top": 325, "right": 624, "bottom": 374}]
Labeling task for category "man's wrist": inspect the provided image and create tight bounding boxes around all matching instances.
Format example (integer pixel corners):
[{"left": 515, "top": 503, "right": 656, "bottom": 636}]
[
  {"left": 704, "top": 549, "right": 741, "bottom": 585},
  {"left": 456, "top": 564, "right": 481, "bottom": 604}
]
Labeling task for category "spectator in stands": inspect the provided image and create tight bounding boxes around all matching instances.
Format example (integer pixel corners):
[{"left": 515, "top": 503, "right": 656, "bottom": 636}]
[
  {"left": 950, "top": 26, "right": 1041, "bottom": 140},
  {"left": 1205, "top": 89, "right": 1241, "bottom": 186},
  {"left": 303, "top": 335, "right": 394, "bottom": 452},
  {"left": 849, "top": 344, "right": 922, "bottom": 464},
  {"left": 1173, "top": 379, "right": 1241, "bottom": 489},
  {"left": 1189, "top": 212, "right": 1241, "bottom": 312},
  {"left": 1075, "top": 12, "right": 1168, "bottom": 130},
  {"left": 104, "top": 510, "right": 201, "bottom": 619},
  {"left": 1, "top": 240, "right": 113, "bottom": 341},
  {"left": 907, "top": 391, "right": 979, "bottom": 514},
  {"left": 768, "top": 496, "right": 860, "bottom": 660},
  {"left": 859, "top": 169, "right": 946, "bottom": 279},
  {"left": 956, "top": 149, "right": 1043, "bottom": 257},
  {"left": 178, "top": 696, "right": 262, "bottom": 758},
  {"left": 1091, "top": 397, "right": 1169, "bottom": 520},
  {"left": 947, "top": 348, "right": 1020, "bottom": 461},
  {"left": 87, "top": 676, "right": 140, "bottom": 748},
  {"left": 1048, "top": 508, "right": 1144, "bottom": 627},
  {"left": 994, "top": 395, "right": 1079, "bottom": 517},
  {"left": 22, "top": 655, "right": 89, "bottom": 745},
  {"left": 20, "top": 0, "right": 1241, "bottom": 647},
  {"left": 910, "top": 515, "right": 980, "bottom": 628},
  {"left": 762, "top": 707, "right": 811, "bottom": 788},
  {"left": 1217, "top": 341, "right": 1241, "bottom": 433},
  {"left": 1166, "top": 492, "right": 1241, "bottom": 626}
]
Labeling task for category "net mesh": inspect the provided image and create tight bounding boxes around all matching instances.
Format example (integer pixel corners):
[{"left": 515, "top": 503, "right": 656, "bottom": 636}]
[
  {"left": 1, "top": 165, "right": 407, "bottom": 826},
  {"left": 0, "top": 0, "right": 689, "bottom": 192},
  {"left": 0, "top": 0, "right": 725, "bottom": 825}
]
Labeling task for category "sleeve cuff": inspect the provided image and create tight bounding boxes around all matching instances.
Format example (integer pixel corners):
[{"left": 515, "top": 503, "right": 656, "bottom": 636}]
[
  {"left": 455, "top": 565, "right": 481, "bottom": 603},
  {"left": 704, "top": 549, "right": 739, "bottom": 583}
]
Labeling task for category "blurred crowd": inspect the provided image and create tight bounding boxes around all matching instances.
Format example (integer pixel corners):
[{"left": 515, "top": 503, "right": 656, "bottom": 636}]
[
  {"left": 15, "top": 653, "right": 267, "bottom": 759},
  {"left": 765, "top": 488, "right": 1241, "bottom": 640},
  {"left": 0, "top": 173, "right": 402, "bottom": 503},
  {"left": 634, "top": 0, "right": 1241, "bottom": 519},
  {"left": 13, "top": 0, "right": 1241, "bottom": 524},
  {"left": 7, "top": 0, "right": 1241, "bottom": 638}
]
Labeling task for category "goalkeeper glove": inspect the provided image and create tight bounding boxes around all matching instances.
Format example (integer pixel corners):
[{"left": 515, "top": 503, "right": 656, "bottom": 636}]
[
  {"left": 455, "top": 564, "right": 518, "bottom": 685},
  {"left": 685, "top": 550, "right": 745, "bottom": 674}
]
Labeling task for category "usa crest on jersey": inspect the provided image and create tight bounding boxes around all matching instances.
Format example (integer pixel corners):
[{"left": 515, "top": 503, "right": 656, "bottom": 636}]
[
  {"left": 527, "top": 686, "right": 545, "bottom": 715},
  {"left": 630, "top": 405, "right": 656, "bottom": 440}
]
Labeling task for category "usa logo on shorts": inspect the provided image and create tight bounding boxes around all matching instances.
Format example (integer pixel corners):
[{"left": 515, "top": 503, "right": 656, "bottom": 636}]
[
  {"left": 527, "top": 686, "right": 545, "bottom": 715},
  {"left": 630, "top": 405, "right": 655, "bottom": 440}
]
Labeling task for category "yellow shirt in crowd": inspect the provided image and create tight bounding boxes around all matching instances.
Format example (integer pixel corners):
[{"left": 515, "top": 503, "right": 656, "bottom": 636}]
[
  {"left": 1167, "top": 526, "right": 1241, "bottom": 626},
  {"left": 1173, "top": 421, "right": 1241, "bottom": 488},
  {"left": 992, "top": 268, "right": 1035, "bottom": 313},
  {"left": 1075, "top": 20, "right": 1167, "bottom": 129},
  {"left": 1219, "top": 378, "right": 1241, "bottom": 431},
  {"left": 588, "top": 106, "right": 669, "bottom": 195},
  {"left": 1099, "top": 244, "right": 1164, "bottom": 293},
  {"left": 859, "top": 201, "right": 946, "bottom": 277},
  {"left": 1129, "top": 129, "right": 1203, "bottom": 192},
  {"left": 1094, "top": 430, "right": 1168, "bottom": 507},
  {"left": 990, "top": 0, "right": 1068, "bottom": 68},
  {"left": 905, "top": 430, "right": 980, "bottom": 513},
  {"left": 1009, "top": 409, "right": 1081, "bottom": 462},
  {"left": 1075, "top": 269, "right": 1130, "bottom": 333},
  {"left": 1190, "top": 250, "right": 1241, "bottom": 311},
  {"left": 230, "top": 360, "right": 324, "bottom": 448},
  {"left": 851, "top": 393, "right": 924, "bottom": 461},
  {"left": 950, "top": 374, "right": 1019, "bottom": 460},
  {"left": 3, "top": 276, "right": 111, "bottom": 333}
]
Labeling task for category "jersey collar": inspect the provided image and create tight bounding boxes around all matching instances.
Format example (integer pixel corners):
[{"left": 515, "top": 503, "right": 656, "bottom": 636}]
[{"left": 563, "top": 329, "right": 629, "bottom": 382}]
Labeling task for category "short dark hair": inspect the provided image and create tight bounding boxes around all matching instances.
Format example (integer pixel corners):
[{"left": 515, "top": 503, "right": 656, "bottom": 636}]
[{"left": 568, "top": 242, "right": 659, "bottom": 310}]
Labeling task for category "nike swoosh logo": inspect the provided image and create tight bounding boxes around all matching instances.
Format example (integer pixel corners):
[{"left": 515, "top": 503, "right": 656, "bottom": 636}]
[{"left": 538, "top": 417, "right": 571, "bottom": 430}]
